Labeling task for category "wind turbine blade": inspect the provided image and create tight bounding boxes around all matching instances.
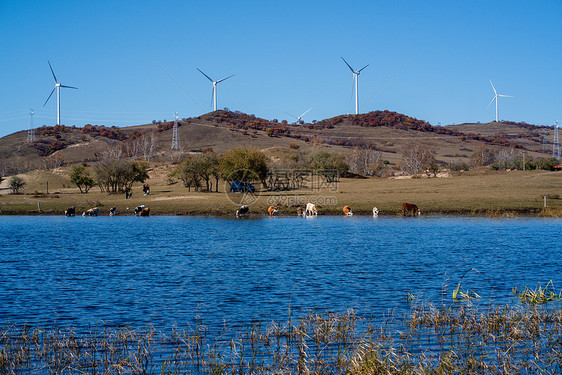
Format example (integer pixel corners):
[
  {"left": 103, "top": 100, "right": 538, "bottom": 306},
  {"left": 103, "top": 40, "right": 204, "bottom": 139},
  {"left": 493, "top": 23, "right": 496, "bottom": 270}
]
[
  {"left": 341, "top": 57, "right": 355, "bottom": 73},
  {"left": 300, "top": 108, "right": 312, "bottom": 118},
  {"left": 197, "top": 68, "right": 214, "bottom": 82},
  {"left": 211, "top": 88, "right": 215, "bottom": 108},
  {"left": 217, "top": 74, "right": 234, "bottom": 83},
  {"left": 151, "top": 57, "right": 205, "bottom": 111},
  {"left": 489, "top": 80, "right": 497, "bottom": 95},
  {"left": 351, "top": 75, "right": 356, "bottom": 99},
  {"left": 43, "top": 87, "right": 56, "bottom": 107},
  {"left": 284, "top": 111, "right": 298, "bottom": 119},
  {"left": 60, "top": 85, "right": 78, "bottom": 89},
  {"left": 357, "top": 64, "right": 369, "bottom": 73},
  {"left": 498, "top": 94, "right": 513, "bottom": 98},
  {"left": 48, "top": 61, "right": 58, "bottom": 83},
  {"left": 487, "top": 96, "right": 496, "bottom": 109}
]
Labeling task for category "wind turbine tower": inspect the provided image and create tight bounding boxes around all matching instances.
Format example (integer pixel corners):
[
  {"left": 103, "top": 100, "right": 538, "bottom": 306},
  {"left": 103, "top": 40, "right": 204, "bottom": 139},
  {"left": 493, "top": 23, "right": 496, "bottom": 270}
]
[
  {"left": 341, "top": 57, "right": 368, "bottom": 115},
  {"left": 553, "top": 121, "right": 560, "bottom": 162},
  {"left": 27, "top": 109, "right": 35, "bottom": 143},
  {"left": 488, "top": 80, "right": 513, "bottom": 122},
  {"left": 285, "top": 108, "right": 312, "bottom": 124},
  {"left": 43, "top": 61, "right": 78, "bottom": 126},
  {"left": 171, "top": 112, "right": 180, "bottom": 150},
  {"left": 197, "top": 68, "right": 234, "bottom": 112}
]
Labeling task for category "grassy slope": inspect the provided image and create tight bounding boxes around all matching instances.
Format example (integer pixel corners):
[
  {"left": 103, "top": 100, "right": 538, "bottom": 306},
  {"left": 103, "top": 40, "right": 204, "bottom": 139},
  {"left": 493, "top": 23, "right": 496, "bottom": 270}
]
[
  {"left": 1, "top": 166, "right": 561, "bottom": 216},
  {"left": 0, "top": 112, "right": 555, "bottom": 172}
]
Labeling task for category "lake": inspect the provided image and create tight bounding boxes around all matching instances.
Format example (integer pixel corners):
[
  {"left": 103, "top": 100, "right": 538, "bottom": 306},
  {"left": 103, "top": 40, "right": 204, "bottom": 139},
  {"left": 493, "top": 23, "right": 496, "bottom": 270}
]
[{"left": 1, "top": 215, "right": 561, "bottom": 333}]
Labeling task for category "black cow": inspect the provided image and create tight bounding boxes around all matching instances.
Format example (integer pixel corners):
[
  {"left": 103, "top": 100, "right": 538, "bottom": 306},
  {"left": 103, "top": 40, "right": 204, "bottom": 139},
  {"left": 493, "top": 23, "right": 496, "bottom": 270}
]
[{"left": 236, "top": 205, "right": 250, "bottom": 218}]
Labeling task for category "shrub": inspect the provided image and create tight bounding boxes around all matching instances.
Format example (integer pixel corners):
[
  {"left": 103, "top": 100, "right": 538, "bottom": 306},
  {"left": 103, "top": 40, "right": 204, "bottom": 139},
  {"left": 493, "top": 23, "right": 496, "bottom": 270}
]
[{"left": 9, "top": 176, "right": 25, "bottom": 194}]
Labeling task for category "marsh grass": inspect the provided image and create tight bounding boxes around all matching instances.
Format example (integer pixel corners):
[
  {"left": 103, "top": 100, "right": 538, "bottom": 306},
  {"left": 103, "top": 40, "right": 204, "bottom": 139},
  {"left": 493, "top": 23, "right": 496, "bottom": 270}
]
[
  {"left": 2, "top": 303, "right": 562, "bottom": 374},
  {"left": 515, "top": 281, "right": 562, "bottom": 304}
]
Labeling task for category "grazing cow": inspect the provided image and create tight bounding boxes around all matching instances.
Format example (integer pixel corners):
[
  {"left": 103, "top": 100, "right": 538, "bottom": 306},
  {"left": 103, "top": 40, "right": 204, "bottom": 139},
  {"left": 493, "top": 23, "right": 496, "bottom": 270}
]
[
  {"left": 82, "top": 207, "right": 99, "bottom": 216},
  {"left": 134, "top": 205, "right": 146, "bottom": 215},
  {"left": 268, "top": 206, "right": 279, "bottom": 216},
  {"left": 372, "top": 207, "right": 379, "bottom": 217},
  {"left": 304, "top": 203, "right": 317, "bottom": 216},
  {"left": 139, "top": 207, "right": 150, "bottom": 216},
  {"left": 343, "top": 205, "right": 353, "bottom": 216},
  {"left": 65, "top": 206, "right": 76, "bottom": 217},
  {"left": 109, "top": 206, "right": 117, "bottom": 216},
  {"left": 296, "top": 206, "right": 303, "bottom": 216},
  {"left": 236, "top": 205, "right": 250, "bottom": 218},
  {"left": 402, "top": 202, "right": 420, "bottom": 217}
]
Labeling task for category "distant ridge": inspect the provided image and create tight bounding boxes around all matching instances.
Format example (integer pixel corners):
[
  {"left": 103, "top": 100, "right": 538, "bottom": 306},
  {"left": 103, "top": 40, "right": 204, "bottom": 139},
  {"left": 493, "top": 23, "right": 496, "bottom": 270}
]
[{"left": 0, "top": 109, "right": 555, "bottom": 176}]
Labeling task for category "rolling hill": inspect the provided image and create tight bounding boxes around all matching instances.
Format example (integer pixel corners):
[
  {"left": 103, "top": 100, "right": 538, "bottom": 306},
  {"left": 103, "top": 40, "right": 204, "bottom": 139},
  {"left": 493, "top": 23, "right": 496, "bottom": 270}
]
[{"left": 0, "top": 110, "right": 556, "bottom": 176}]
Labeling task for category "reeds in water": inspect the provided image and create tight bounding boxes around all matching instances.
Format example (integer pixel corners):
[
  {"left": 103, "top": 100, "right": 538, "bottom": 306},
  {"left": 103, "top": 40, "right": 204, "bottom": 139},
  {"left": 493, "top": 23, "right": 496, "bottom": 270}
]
[{"left": 2, "top": 302, "right": 562, "bottom": 374}]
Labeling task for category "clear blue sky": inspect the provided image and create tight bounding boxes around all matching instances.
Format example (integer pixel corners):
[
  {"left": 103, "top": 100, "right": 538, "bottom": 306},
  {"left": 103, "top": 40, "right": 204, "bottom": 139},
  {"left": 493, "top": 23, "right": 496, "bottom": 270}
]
[{"left": 1, "top": 0, "right": 560, "bottom": 137}]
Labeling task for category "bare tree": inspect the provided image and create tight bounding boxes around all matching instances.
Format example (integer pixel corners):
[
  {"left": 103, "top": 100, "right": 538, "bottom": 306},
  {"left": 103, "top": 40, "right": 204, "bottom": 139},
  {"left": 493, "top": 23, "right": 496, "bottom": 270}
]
[
  {"left": 471, "top": 145, "right": 497, "bottom": 166},
  {"left": 99, "top": 145, "right": 123, "bottom": 161},
  {"left": 43, "top": 153, "right": 65, "bottom": 170},
  {"left": 402, "top": 143, "right": 435, "bottom": 175},
  {"left": 496, "top": 146, "right": 519, "bottom": 169},
  {"left": 346, "top": 148, "right": 383, "bottom": 176},
  {"left": 141, "top": 133, "right": 157, "bottom": 162}
]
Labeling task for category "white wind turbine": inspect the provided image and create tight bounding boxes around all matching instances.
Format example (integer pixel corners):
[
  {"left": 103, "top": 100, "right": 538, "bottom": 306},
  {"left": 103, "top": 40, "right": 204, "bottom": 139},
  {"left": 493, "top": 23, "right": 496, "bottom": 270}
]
[
  {"left": 285, "top": 107, "right": 312, "bottom": 124},
  {"left": 197, "top": 68, "right": 234, "bottom": 111},
  {"left": 43, "top": 61, "right": 78, "bottom": 125},
  {"left": 342, "top": 57, "right": 368, "bottom": 115},
  {"left": 488, "top": 80, "right": 513, "bottom": 122}
]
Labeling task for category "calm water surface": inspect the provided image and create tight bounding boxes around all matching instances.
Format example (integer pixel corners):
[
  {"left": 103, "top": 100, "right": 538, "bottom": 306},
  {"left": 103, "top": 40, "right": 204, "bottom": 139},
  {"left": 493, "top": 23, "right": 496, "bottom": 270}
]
[{"left": 1, "top": 216, "right": 561, "bottom": 332}]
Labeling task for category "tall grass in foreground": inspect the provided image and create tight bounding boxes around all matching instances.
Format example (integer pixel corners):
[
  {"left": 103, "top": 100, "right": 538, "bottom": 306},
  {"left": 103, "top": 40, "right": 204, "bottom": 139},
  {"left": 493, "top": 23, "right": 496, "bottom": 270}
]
[{"left": 2, "top": 303, "right": 562, "bottom": 374}]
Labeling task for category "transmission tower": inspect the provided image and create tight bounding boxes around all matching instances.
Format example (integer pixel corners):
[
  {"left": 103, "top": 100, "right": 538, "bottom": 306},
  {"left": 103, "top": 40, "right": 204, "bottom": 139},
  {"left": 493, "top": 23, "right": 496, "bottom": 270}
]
[
  {"left": 542, "top": 129, "right": 548, "bottom": 153},
  {"left": 553, "top": 121, "right": 560, "bottom": 162},
  {"left": 171, "top": 112, "right": 180, "bottom": 150},
  {"left": 27, "top": 109, "right": 35, "bottom": 142}
]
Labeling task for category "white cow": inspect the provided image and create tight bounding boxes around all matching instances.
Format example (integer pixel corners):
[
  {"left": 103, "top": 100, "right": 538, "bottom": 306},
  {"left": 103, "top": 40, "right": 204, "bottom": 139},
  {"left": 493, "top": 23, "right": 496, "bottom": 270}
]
[
  {"left": 372, "top": 207, "right": 379, "bottom": 217},
  {"left": 304, "top": 203, "right": 317, "bottom": 216}
]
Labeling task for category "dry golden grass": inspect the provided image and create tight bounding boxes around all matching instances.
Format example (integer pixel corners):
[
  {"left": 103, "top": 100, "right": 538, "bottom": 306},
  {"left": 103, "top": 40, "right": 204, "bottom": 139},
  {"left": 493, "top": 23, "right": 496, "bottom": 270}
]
[{"left": 1, "top": 166, "right": 561, "bottom": 216}]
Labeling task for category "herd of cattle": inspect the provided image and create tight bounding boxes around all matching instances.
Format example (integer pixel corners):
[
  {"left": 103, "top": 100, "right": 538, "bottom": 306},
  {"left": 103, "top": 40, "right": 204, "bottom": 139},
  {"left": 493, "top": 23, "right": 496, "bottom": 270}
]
[
  {"left": 65, "top": 202, "right": 421, "bottom": 217},
  {"left": 64, "top": 205, "right": 150, "bottom": 217},
  {"left": 234, "top": 202, "right": 420, "bottom": 218}
]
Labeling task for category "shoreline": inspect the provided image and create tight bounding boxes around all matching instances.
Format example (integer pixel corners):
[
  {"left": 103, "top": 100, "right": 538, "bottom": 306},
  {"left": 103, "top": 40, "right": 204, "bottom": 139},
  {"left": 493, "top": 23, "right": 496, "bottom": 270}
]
[{"left": 0, "top": 207, "right": 560, "bottom": 217}]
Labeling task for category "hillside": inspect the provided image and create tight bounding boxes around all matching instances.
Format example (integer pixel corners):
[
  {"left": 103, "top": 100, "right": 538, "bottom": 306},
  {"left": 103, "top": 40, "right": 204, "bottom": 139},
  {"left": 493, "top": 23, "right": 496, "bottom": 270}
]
[{"left": 0, "top": 110, "right": 556, "bottom": 175}]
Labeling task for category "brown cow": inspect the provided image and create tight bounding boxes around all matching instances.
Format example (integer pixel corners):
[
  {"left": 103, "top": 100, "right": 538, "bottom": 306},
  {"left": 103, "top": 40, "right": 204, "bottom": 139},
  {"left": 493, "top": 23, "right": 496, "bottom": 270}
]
[
  {"left": 268, "top": 206, "right": 279, "bottom": 216},
  {"left": 139, "top": 207, "right": 150, "bottom": 216},
  {"left": 82, "top": 207, "right": 99, "bottom": 216},
  {"left": 402, "top": 203, "right": 420, "bottom": 216},
  {"left": 343, "top": 205, "right": 353, "bottom": 216}
]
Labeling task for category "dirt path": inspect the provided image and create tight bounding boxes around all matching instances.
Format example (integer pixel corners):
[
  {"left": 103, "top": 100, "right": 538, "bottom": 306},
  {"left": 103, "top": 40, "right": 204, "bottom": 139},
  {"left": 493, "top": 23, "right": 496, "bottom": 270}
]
[{"left": 0, "top": 178, "right": 10, "bottom": 195}]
